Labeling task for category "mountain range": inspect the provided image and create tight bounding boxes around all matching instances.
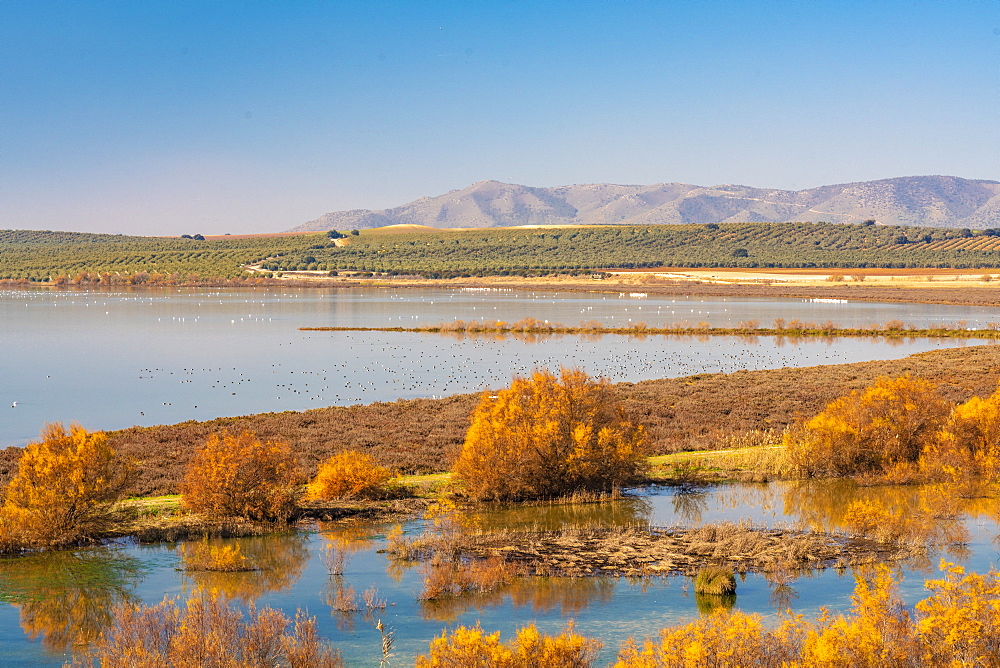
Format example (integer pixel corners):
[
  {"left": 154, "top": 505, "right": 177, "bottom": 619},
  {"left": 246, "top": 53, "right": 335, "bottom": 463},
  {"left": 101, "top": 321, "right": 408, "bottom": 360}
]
[{"left": 289, "top": 175, "right": 1000, "bottom": 232}]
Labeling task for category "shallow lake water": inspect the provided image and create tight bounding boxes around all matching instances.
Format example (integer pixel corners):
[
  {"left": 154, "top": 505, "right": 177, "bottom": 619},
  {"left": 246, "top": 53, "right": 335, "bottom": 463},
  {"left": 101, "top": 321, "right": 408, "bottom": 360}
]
[
  {"left": 0, "top": 481, "right": 996, "bottom": 666},
  {"left": 3, "top": 286, "right": 1000, "bottom": 665},
  {"left": 2, "top": 287, "right": 997, "bottom": 446}
]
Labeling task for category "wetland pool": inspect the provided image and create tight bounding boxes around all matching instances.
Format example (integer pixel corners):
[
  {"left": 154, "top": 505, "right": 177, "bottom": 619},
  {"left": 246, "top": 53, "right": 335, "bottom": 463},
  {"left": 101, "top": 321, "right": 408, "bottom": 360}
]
[
  {"left": 0, "top": 481, "right": 996, "bottom": 666},
  {"left": 2, "top": 286, "right": 997, "bottom": 446}
]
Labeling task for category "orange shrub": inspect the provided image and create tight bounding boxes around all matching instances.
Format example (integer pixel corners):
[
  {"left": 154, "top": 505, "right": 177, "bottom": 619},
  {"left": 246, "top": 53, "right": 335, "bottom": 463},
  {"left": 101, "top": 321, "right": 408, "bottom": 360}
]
[
  {"left": 0, "top": 423, "right": 134, "bottom": 550},
  {"left": 922, "top": 384, "right": 1000, "bottom": 488},
  {"left": 181, "top": 431, "right": 301, "bottom": 522},
  {"left": 454, "top": 368, "right": 647, "bottom": 501},
  {"left": 415, "top": 622, "right": 601, "bottom": 668},
  {"left": 307, "top": 450, "right": 392, "bottom": 500},
  {"left": 786, "top": 375, "right": 951, "bottom": 476}
]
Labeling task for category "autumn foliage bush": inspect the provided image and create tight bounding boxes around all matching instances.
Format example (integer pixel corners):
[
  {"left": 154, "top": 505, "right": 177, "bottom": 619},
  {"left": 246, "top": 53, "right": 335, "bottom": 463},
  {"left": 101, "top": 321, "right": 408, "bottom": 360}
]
[
  {"left": 454, "top": 368, "right": 647, "bottom": 501},
  {"left": 181, "top": 431, "right": 302, "bottom": 522},
  {"left": 921, "top": 384, "right": 1000, "bottom": 489},
  {"left": 786, "top": 375, "right": 1000, "bottom": 487},
  {"left": 415, "top": 622, "right": 602, "bottom": 668},
  {"left": 306, "top": 450, "right": 393, "bottom": 500},
  {"left": 70, "top": 589, "right": 343, "bottom": 667},
  {"left": 786, "top": 375, "right": 952, "bottom": 476},
  {"left": 0, "top": 423, "right": 134, "bottom": 551}
]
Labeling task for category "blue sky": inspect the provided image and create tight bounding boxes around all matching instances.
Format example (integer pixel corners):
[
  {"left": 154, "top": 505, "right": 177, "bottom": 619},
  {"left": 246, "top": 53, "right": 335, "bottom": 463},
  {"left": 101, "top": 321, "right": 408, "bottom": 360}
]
[{"left": 2, "top": 1, "right": 998, "bottom": 235}]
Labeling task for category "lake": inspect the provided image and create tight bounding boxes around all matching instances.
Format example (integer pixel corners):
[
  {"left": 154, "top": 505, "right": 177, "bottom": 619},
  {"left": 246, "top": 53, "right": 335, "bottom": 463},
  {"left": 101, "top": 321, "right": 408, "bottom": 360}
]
[
  {"left": 0, "top": 481, "right": 993, "bottom": 666},
  {"left": 3, "top": 285, "right": 1000, "bottom": 665},
  {"left": 2, "top": 286, "right": 997, "bottom": 447}
]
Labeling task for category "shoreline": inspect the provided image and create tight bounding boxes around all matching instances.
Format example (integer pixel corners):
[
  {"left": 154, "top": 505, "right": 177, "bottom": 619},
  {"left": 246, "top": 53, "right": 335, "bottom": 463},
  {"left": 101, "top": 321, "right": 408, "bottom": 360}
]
[
  {"left": 4, "top": 271, "right": 1000, "bottom": 307},
  {"left": 5, "top": 344, "right": 1000, "bottom": 496}
]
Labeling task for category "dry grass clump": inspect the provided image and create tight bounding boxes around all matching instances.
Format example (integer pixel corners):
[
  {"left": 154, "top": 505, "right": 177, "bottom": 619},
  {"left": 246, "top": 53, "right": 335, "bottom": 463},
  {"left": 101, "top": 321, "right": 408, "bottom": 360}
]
[
  {"left": 69, "top": 589, "right": 343, "bottom": 667},
  {"left": 694, "top": 566, "right": 737, "bottom": 595},
  {"left": 420, "top": 556, "right": 518, "bottom": 600}
]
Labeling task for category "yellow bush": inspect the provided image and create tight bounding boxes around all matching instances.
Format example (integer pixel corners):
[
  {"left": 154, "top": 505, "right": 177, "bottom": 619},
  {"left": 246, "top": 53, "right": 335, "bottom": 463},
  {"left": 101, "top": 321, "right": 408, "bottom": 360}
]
[
  {"left": 307, "top": 450, "right": 393, "bottom": 500},
  {"left": 454, "top": 368, "right": 647, "bottom": 501},
  {"left": 415, "top": 622, "right": 601, "bottom": 668},
  {"left": 797, "top": 565, "right": 917, "bottom": 667},
  {"left": 786, "top": 375, "right": 951, "bottom": 476},
  {"left": 181, "top": 431, "right": 301, "bottom": 522},
  {"left": 923, "top": 385, "right": 1000, "bottom": 488},
  {"left": 615, "top": 608, "right": 798, "bottom": 667},
  {"left": 0, "top": 423, "right": 134, "bottom": 550},
  {"left": 915, "top": 562, "right": 1000, "bottom": 664}
]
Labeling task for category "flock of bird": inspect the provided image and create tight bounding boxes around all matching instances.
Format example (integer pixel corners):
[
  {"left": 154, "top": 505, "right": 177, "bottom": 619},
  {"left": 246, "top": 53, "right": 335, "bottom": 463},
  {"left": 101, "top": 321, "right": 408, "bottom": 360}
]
[{"left": 2, "top": 288, "right": 990, "bottom": 442}]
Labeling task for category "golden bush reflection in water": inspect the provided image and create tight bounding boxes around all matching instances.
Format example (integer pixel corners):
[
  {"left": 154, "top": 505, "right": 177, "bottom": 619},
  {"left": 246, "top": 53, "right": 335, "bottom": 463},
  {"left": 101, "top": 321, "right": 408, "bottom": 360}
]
[
  {"left": 0, "top": 550, "right": 143, "bottom": 652},
  {"left": 179, "top": 533, "right": 309, "bottom": 602},
  {"left": 461, "top": 496, "right": 653, "bottom": 533},
  {"left": 773, "top": 479, "right": 1000, "bottom": 573}
]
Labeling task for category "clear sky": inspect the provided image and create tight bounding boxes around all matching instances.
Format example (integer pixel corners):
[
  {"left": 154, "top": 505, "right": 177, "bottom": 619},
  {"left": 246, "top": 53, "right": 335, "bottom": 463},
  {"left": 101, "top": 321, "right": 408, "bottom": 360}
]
[{"left": 2, "top": 1, "right": 998, "bottom": 235}]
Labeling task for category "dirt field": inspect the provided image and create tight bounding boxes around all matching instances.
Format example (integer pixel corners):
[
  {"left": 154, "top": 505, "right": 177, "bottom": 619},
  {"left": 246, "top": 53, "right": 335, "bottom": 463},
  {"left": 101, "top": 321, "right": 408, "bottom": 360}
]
[{"left": 614, "top": 267, "right": 1000, "bottom": 290}]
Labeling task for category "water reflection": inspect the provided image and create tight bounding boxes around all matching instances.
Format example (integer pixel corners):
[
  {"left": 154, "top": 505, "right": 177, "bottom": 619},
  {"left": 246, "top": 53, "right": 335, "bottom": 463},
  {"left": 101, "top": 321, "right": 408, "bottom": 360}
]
[
  {"left": 695, "top": 592, "right": 736, "bottom": 614},
  {"left": 463, "top": 496, "right": 652, "bottom": 532},
  {"left": 178, "top": 533, "right": 309, "bottom": 601},
  {"left": 669, "top": 487, "right": 710, "bottom": 524},
  {"left": 780, "top": 480, "right": 972, "bottom": 549},
  {"left": 0, "top": 549, "right": 143, "bottom": 652},
  {"left": 419, "top": 576, "right": 617, "bottom": 623}
]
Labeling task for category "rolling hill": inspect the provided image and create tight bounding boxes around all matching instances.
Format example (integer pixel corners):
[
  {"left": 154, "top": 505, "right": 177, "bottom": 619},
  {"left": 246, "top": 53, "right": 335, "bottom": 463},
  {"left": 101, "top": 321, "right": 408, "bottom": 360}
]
[{"left": 290, "top": 176, "right": 1000, "bottom": 232}]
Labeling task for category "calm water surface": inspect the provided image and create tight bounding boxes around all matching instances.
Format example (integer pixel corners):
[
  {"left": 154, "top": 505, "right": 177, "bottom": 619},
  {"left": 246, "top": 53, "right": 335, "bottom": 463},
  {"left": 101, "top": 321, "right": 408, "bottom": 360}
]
[
  {"left": 2, "top": 287, "right": 996, "bottom": 446},
  {"left": 3, "top": 287, "right": 999, "bottom": 664},
  {"left": 0, "top": 482, "right": 996, "bottom": 666}
]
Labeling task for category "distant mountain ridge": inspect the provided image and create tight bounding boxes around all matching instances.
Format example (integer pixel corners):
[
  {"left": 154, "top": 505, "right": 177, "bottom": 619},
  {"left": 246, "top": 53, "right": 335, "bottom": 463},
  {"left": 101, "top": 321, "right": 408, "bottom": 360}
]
[{"left": 289, "top": 176, "right": 1000, "bottom": 232}]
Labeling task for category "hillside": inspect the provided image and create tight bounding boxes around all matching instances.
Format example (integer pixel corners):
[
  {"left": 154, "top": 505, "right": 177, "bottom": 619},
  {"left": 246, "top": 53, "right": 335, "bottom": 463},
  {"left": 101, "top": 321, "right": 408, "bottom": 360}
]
[
  {"left": 259, "top": 222, "right": 1000, "bottom": 276},
  {"left": 0, "top": 229, "right": 326, "bottom": 281},
  {"left": 7, "top": 221, "right": 1000, "bottom": 282},
  {"left": 290, "top": 176, "right": 1000, "bottom": 232}
]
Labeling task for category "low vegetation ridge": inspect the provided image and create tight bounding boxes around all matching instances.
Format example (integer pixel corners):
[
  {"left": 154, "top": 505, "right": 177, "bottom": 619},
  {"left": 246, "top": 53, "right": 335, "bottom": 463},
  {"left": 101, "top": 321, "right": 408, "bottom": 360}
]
[
  {"left": 300, "top": 319, "right": 1000, "bottom": 339},
  {"left": 7, "top": 221, "right": 1000, "bottom": 281}
]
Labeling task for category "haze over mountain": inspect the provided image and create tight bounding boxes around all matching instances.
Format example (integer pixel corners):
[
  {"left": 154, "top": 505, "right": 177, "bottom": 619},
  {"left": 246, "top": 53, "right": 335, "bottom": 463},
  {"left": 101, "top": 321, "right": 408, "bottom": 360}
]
[{"left": 290, "top": 176, "right": 1000, "bottom": 233}]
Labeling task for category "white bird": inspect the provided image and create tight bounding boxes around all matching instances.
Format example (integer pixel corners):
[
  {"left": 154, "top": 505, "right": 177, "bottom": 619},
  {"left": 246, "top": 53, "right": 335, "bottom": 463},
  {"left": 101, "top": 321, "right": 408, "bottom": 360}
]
[{"left": 10, "top": 401, "right": 17, "bottom": 407}]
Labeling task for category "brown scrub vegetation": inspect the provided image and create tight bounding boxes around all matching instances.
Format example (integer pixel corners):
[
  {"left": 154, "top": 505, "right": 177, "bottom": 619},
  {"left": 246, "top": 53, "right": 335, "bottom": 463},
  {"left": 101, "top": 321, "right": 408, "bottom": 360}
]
[{"left": 3, "top": 345, "right": 1000, "bottom": 497}]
